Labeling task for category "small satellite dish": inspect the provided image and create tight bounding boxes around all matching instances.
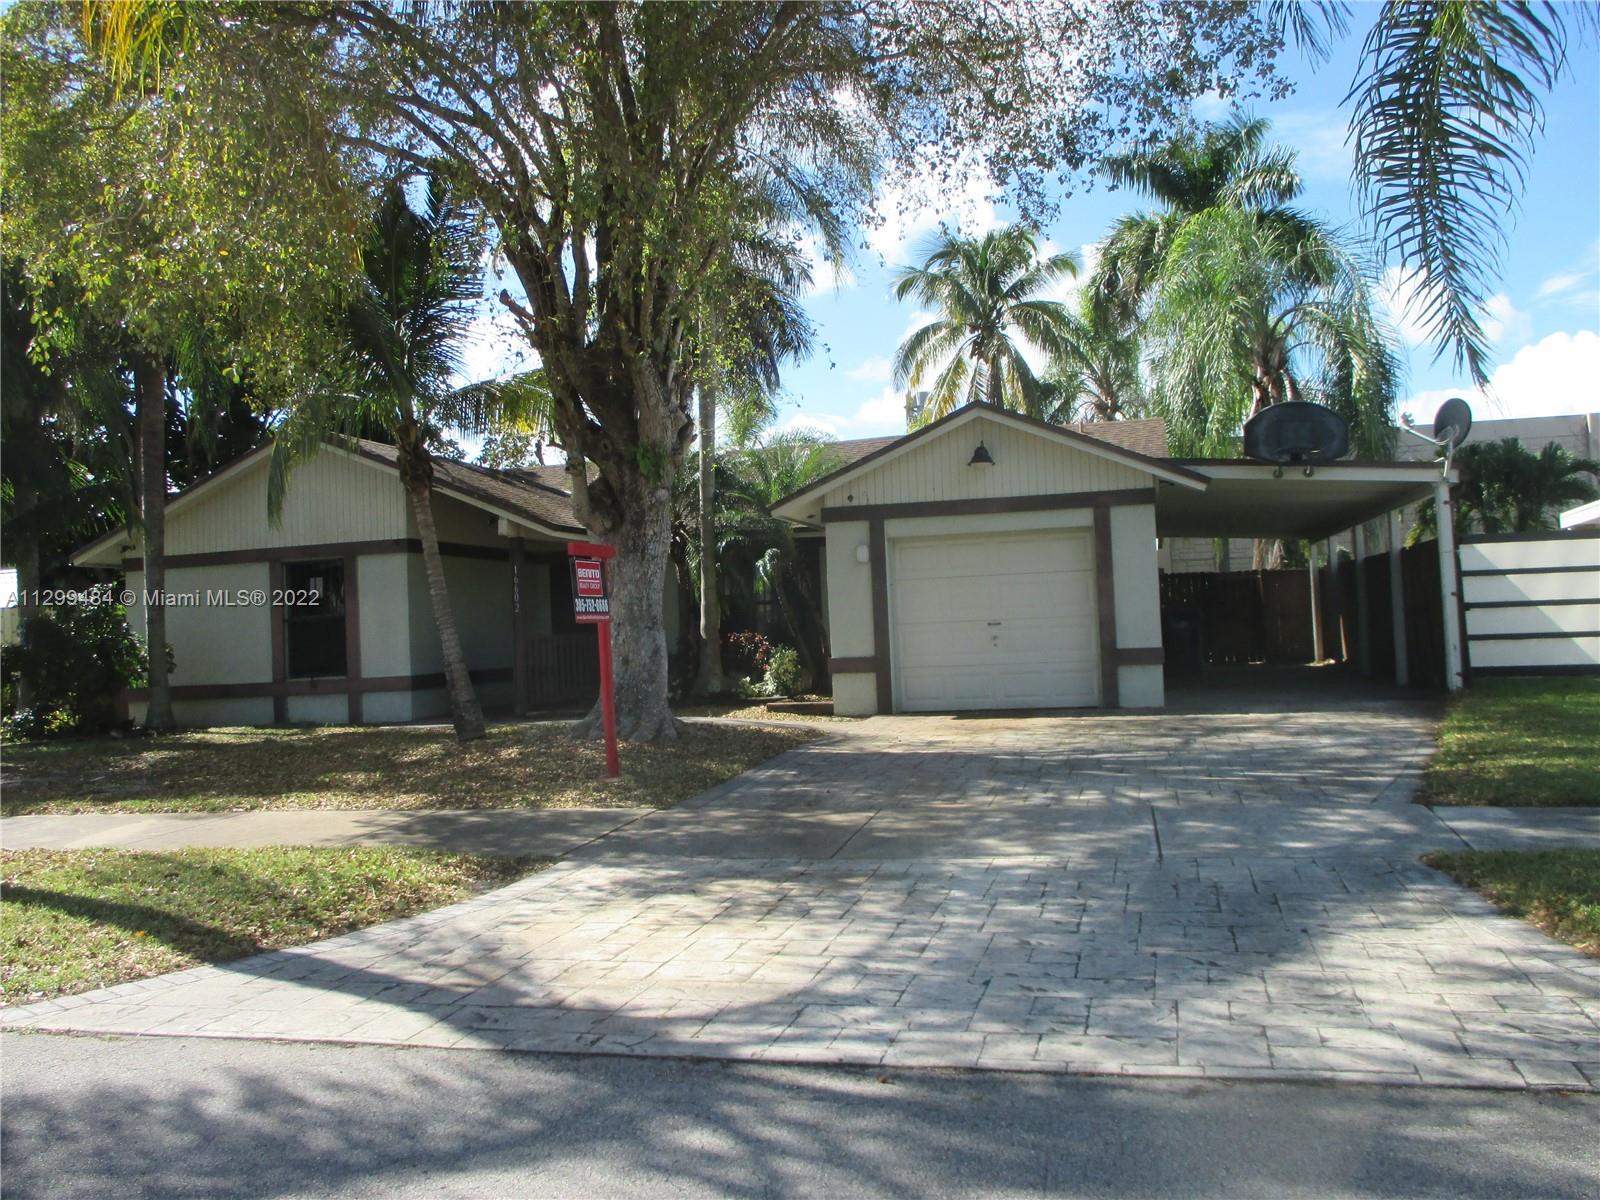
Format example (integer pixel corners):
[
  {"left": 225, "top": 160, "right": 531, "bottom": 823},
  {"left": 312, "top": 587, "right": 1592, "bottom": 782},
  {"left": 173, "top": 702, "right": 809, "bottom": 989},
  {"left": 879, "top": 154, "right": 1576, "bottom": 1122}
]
[
  {"left": 1432, "top": 397, "right": 1473, "bottom": 451},
  {"left": 1242, "top": 402, "right": 1351, "bottom": 465}
]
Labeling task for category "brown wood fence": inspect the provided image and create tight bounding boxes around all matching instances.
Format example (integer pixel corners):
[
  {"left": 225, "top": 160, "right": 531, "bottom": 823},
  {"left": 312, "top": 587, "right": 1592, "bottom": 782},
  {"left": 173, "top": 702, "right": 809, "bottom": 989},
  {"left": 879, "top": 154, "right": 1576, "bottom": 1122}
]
[
  {"left": 1321, "top": 540, "right": 1446, "bottom": 690},
  {"left": 1159, "top": 569, "right": 1315, "bottom": 670},
  {"left": 526, "top": 633, "right": 599, "bottom": 708}
]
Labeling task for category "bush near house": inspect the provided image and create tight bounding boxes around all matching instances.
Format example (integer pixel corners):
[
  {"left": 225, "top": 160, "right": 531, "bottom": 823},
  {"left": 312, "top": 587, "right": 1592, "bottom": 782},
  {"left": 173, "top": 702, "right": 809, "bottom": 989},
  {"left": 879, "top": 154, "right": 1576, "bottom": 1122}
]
[
  {"left": 1, "top": 846, "right": 544, "bottom": 1004},
  {"left": 1420, "top": 678, "right": 1600, "bottom": 807},
  {"left": 1, "top": 603, "right": 152, "bottom": 739}
]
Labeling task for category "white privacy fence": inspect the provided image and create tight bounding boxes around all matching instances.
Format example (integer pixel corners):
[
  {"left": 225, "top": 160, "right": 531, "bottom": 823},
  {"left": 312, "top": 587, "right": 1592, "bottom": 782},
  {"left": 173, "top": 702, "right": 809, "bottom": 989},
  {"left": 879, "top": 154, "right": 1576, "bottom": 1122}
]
[{"left": 1461, "top": 530, "right": 1600, "bottom": 676}]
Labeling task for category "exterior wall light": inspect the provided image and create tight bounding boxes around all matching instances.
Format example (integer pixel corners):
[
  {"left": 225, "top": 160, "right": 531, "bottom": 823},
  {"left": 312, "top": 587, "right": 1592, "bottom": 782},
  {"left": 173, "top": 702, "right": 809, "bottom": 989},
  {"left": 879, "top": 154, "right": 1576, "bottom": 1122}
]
[
  {"left": 969, "top": 441, "right": 995, "bottom": 466},
  {"left": 856, "top": 543, "right": 870, "bottom": 564}
]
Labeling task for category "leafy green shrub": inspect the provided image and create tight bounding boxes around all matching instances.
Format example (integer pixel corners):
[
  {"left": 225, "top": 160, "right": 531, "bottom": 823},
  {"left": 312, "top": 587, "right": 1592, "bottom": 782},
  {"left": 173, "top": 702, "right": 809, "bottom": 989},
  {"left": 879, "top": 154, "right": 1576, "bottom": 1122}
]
[
  {"left": 1, "top": 604, "right": 151, "bottom": 738},
  {"left": 722, "top": 630, "right": 775, "bottom": 678},
  {"left": 763, "top": 646, "right": 802, "bottom": 698}
]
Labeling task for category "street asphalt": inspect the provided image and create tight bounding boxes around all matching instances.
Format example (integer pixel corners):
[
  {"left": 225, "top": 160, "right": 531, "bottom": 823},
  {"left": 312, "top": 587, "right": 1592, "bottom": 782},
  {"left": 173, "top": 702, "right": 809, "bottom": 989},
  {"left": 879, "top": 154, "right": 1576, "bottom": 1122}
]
[{"left": 3, "top": 1031, "right": 1596, "bottom": 1199}]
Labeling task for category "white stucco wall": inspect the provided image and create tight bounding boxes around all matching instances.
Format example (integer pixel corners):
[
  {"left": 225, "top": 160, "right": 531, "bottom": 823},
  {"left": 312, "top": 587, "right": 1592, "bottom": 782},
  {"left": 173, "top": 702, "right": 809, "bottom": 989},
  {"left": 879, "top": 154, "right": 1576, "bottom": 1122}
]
[
  {"left": 1111, "top": 504, "right": 1165, "bottom": 707},
  {"left": 821, "top": 501, "right": 1166, "bottom": 714}
]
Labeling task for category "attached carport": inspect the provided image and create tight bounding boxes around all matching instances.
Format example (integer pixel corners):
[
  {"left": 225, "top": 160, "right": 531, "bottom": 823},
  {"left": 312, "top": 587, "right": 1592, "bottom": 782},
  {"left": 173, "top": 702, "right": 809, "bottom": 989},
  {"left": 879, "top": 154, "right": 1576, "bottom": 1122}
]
[{"left": 1154, "top": 460, "right": 1464, "bottom": 691}]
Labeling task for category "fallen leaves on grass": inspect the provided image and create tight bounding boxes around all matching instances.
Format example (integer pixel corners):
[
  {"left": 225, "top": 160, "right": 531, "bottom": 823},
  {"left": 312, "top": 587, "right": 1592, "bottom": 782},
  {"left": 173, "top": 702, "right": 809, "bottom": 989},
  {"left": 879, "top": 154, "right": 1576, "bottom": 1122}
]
[{"left": 1, "top": 721, "right": 820, "bottom": 815}]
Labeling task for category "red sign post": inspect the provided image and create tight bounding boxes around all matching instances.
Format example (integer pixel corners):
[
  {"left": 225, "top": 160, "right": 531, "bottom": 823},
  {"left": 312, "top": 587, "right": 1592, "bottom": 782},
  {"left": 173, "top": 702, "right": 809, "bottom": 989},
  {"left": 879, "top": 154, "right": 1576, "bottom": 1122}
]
[{"left": 567, "top": 542, "right": 619, "bottom": 779}]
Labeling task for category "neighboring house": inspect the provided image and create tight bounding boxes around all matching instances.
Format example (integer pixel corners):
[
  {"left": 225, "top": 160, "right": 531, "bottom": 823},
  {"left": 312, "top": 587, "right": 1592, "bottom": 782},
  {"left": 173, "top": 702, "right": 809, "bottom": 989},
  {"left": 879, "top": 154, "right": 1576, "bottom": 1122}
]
[
  {"left": 71, "top": 440, "right": 679, "bottom": 728},
  {"left": 773, "top": 403, "right": 1458, "bottom": 714},
  {"left": 1162, "top": 410, "right": 1600, "bottom": 572}
]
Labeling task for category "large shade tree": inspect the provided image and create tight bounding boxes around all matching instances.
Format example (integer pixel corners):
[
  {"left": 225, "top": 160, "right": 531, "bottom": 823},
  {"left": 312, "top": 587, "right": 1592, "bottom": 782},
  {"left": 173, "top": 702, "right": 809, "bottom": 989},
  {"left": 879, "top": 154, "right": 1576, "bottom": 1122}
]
[
  {"left": 89, "top": 1, "right": 1304, "bottom": 740},
  {"left": 3, "top": 4, "right": 359, "bottom": 729},
  {"left": 893, "top": 224, "right": 1080, "bottom": 423}
]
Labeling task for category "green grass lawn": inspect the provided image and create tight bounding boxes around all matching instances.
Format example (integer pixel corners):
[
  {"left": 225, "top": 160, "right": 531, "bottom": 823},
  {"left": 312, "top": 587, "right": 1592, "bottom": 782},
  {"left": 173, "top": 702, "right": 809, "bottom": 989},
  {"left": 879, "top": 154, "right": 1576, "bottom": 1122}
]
[
  {"left": 0, "top": 721, "right": 819, "bottom": 816},
  {"left": 1, "top": 846, "right": 543, "bottom": 1005},
  {"left": 1425, "top": 849, "right": 1600, "bottom": 957},
  {"left": 1419, "top": 678, "right": 1600, "bottom": 807}
]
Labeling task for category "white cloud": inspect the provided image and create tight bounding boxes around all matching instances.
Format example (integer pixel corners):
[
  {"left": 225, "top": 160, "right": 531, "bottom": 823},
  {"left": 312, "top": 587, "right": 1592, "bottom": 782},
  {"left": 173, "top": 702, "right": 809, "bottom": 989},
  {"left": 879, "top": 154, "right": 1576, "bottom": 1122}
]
[
  {"left": 1405, "top": 330, "right": 1600, "bottom": 422},
  {"left": 1381, "top": 268, "right": 1531, "bottom": 354},
  {"left": 779, "top": 411, "right": 843, "bottom": 438},
  {"left": 1480, "top": 293, "right": 1531, "bottom": 350},
  {"left": 796, "top": 232, "right": 856, "bottom": 295},
  {"left": 845, "top": 355, "right": 894, "bottom": 383},
  {"left": 1536, "top": 271, "right": 1587, "bottom": 301},
  {"left": 1379, "top": 266, "right": 1439, "bottom": 349},
  {"left": 866, "top": 152, "right": 1001, "bottom": 263},
  {"left": 851, "top": 385, "right": 911, "bottom": 434},
  {"left": 456, "top": 302, "right": 533, "bottom": 385}
]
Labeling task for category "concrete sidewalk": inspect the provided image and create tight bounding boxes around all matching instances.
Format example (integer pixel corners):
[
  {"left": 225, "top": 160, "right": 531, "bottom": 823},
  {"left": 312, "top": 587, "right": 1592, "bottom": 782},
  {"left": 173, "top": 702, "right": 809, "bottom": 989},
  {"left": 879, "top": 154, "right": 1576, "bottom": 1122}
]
[{"left": 0, "top": 807, "right": 648, "bottom": 857}]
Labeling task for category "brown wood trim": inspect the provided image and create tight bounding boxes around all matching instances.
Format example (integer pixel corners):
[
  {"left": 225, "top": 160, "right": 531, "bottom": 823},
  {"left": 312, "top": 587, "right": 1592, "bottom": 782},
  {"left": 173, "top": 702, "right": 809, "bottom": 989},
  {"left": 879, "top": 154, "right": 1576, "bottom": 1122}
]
[
  {"left": 268, "top": 559, "right": 287, "bottom": 724},
  {"left": 1093, "top": 504, "right": 1119, "bottom": 707},
  {"left": 128, "top": 667, "right": 515, "bottom": 703},
  {"left": 868, "top": 517, "right": 893, "bottom": 712},
  {"left": 121, "top": 538, "right": 514, "bottom": 572},
  {"left": 343, "top": 554, "right": 362, "bottom": 724},
  {"left": 1113, "top": 646, "right": 1164, "bottom": 667},
  {"left": 820, "top": 487, "right": 1155, "bottom": 524},
  {"left": 828, "top": 655, "right": 879, "bottom": 674}
]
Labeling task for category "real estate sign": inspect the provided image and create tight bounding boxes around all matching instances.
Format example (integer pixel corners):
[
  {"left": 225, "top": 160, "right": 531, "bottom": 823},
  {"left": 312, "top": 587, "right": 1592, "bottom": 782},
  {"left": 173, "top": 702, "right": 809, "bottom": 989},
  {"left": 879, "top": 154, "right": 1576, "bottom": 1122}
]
[{"left": 570, "top": 557, "right": 610, "bottom": 622}]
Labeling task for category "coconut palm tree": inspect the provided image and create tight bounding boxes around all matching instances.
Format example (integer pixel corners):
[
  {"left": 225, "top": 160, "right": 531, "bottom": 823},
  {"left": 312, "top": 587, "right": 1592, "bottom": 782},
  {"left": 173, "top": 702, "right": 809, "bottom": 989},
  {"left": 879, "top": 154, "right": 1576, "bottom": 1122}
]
[
  {"left": 1039, "top": 298, "right": 1145, "bottom": 425},
  {"left": 892, "top": 224, "right": 1079, "bottom": 423},
  {"left": 269, "top": 175, "right": 548, "bottom": 742},
  {"left": 1144, "top": 206, "right": 1400, "bottom": 460}
]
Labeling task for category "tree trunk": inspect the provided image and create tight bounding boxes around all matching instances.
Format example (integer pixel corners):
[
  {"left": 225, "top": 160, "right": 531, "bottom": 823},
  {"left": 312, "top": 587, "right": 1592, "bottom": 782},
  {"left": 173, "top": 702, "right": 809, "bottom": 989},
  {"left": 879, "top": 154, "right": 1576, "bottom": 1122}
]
[
  {"left": 576, "top": 490, "right": 681, "bottom": 743},
  {"left": 134, "top": 352, "right": 176, "bottom": 732},
  {"left": 691, "top": 379, "right": 725, "bottom": 696},
  {"left": 405, "top": 473, "right": 486, "bottom": 741}
]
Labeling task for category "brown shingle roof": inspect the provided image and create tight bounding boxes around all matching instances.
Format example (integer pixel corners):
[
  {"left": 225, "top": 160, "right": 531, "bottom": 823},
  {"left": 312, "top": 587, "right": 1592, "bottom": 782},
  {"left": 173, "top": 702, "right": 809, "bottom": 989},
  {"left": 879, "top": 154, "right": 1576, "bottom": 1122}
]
[{"left": 350, "top": 440, "right": 584, "bottom": 535}]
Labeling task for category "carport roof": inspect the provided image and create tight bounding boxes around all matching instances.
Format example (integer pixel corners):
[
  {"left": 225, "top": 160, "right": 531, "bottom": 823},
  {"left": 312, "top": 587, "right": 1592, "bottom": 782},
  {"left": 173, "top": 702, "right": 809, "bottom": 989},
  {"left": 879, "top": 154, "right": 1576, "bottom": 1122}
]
[{"left": 1155, "top": 460, "right": 1458, "bottom": 541}]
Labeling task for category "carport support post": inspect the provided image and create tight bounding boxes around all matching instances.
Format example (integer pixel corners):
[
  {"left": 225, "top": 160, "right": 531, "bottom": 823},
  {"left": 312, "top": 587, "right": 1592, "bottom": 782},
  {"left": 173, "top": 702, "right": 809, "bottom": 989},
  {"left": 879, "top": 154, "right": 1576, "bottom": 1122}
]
[
  {"left": 1435, "top": 481, "right": 1465, "bottom": 692},
  {"left": 1353, "top": 524, "right": 1372, "bottom": 676},
  {"left": 1307, "top": 545, "right": 1323, "bottom": 662},
  {"left": 1387, "top": 510, "right": 1409, "bottom": 687}
]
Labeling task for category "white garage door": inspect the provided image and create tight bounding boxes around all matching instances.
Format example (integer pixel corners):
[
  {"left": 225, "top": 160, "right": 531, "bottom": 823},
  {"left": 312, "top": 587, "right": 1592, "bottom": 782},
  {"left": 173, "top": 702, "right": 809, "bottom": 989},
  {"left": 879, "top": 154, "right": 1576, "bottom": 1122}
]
[{"left": 891, "top": 530, "right": 1100, "bottom": 712}]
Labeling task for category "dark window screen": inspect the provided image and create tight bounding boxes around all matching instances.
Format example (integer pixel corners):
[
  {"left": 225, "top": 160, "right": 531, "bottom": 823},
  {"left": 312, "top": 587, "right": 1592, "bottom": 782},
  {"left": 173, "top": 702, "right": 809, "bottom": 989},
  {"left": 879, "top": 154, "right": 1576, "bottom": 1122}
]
[{"left": 284, "top": 559, "right": 347, "bottom": 678}]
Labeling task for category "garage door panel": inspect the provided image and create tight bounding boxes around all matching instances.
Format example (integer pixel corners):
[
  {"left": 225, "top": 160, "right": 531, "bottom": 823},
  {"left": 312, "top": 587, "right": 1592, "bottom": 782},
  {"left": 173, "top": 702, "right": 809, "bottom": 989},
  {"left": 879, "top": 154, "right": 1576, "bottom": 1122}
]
[{"left": 892, "top": 531, "right": 1100, "bottom": 712}]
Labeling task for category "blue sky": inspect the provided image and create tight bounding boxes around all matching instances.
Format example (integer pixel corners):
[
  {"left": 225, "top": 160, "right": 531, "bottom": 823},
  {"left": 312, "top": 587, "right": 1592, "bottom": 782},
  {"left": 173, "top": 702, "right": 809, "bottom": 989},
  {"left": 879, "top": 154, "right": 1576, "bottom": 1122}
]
[
  {"left": 774, "top": 24, "right": 1599, "bottom": 442},
  {"left": 461, "top": 16, "right": 1599, "bottom": 450}
]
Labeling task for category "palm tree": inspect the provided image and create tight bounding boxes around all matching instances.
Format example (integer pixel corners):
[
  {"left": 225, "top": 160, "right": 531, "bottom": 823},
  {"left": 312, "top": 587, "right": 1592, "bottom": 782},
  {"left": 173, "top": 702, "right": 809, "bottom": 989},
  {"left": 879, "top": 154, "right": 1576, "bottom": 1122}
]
[
  {"left": 1091, "top": 113, "right": 1322, "bottom": 324},
  {"left": 1342, "top": 3, "right": 1594, "bottom": 387},
  {"left": 270, "top": 176, "right": 547, "bottom": 742},
  {"left": 1144, "top": 206, "right": 1400, "bottom": 460},
  {"left": 688, "top": 208, "right": 817, "bottom": 697},
  {"left": 1413, "top": 439, "right": 1600, "bottom": 540},
  {"left": 892, "top": 225, "right": 1079, "bottom": 423},
  {"left": 1039, "top": 298, "right": 1145, "bottom": 425},
  {"left": 720, "top": 432, "right": 841, "bottom": 690}
]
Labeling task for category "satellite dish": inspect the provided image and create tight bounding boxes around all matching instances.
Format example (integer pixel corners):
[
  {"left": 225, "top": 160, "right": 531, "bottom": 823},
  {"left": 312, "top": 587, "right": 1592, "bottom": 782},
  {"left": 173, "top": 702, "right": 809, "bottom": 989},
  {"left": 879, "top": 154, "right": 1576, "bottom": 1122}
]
[
  {"left": 1242, "top": 402, "right": 1351, "bottom": 465},
  {"left": 1432, "top": 397, "right": 1473, "bottom": 451}
]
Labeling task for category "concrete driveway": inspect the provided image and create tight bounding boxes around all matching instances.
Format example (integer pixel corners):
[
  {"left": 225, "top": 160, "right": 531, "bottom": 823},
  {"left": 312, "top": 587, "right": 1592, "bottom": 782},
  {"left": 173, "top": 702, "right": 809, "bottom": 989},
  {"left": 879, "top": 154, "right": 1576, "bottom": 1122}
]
[{"left": 5, "top": 686, "right": 1598, "bottom": 1089}]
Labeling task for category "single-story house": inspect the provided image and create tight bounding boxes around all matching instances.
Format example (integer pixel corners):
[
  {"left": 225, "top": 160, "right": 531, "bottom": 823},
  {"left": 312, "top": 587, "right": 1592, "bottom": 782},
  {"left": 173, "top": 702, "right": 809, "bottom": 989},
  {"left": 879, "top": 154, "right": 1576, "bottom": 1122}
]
[
  {"left": 73, "top": 401, "right": 1466, "bottom": 727},
  {"left": 772, "top": 402, "right": 1464, "bottom": 714},
  {"left": 72, "top": 439, "right": 678, "bottom": 727}
]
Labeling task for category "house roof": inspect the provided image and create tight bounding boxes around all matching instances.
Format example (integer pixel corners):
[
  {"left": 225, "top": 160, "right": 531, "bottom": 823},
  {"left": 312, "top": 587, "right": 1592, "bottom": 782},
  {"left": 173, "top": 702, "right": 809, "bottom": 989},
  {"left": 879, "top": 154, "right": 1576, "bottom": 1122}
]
[
  {"left": 345, "top": 440, "right": 583, "bottom": 536},
  {"left": 771, "top": 404, "right": 1205, "bottom": 521}
]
